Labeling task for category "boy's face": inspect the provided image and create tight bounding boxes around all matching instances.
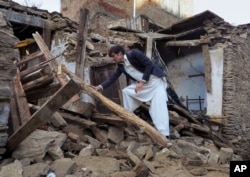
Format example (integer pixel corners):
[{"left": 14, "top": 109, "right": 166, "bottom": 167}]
[{"left": 111, "top": 51, "right": 124, "bottom": 63}]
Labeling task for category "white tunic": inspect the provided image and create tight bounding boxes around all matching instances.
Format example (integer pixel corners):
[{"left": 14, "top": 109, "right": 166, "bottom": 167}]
[{"left": 122, "top": 55, "right": 170, "bottom": 136}]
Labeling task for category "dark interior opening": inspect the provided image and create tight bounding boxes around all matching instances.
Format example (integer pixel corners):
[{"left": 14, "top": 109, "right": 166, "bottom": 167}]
[{"left": 11, "top": 22, "right": 43, "bottom": 40}]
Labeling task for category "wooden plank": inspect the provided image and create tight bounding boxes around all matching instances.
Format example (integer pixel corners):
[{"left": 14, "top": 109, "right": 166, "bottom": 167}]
[
  {"left": 22, "top": 75, "right": 54, "bottom": 91},
  {"left": 20, "top": 53, "right": 62, "bottom": 80},
  {"left": 32, "top": 32, "right": 57, "bottom": 72},
  {"left": 12, "top": 71, "right": 31, "bottom": 124},
  {"left": 7, "top": 79, "right": 81, "bottom": 152},
  {"left": 56, "top": 73, "right": 80, "bottom": 102},
  {"left": 91, "top": 113, "right": 127, "bottom": 127},
  {"left": 9, "top": 93, "right": 21, "bottom": 134},
  {"left": 16, "top": 51, "right": 43, "bottom": 67},
  {"left": 75, "top": 8, "right": 89, "bottom": 79},
  {"left": 202, "top": 44, "right": 212, "bottom": 93},
  {"left": 136, "top": 33, "right": 173, "bottom": 40},
  {"left": 21, "top": 70, "right": 45, "bottom": 83},
  {"left": 20, "top": 63, "right": 49, "bottom": 79},
  {"left": 61, "top": 99, "right": 95, "bottom": 117},
  {"left": 26, "top": 83, "right": 61, "bottom": 101},
  {"left": 60, "top": 112, "right": 96, "bottom": 127}
]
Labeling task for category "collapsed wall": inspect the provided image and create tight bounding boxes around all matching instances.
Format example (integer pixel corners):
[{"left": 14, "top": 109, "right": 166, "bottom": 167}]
[{"left": 0, "top": 12, "right": 19, "bottom": 158}]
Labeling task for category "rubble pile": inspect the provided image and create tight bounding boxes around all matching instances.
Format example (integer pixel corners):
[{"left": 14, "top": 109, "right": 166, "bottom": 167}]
[
  {"left": 0, "top": 26, "right": 237, "bottom": 177},
  {"left": 0, "top": 110, "right": 236, "bottom": 177},
  {"left": 0, "top": 15, "right": 235, "bottom": 176}
]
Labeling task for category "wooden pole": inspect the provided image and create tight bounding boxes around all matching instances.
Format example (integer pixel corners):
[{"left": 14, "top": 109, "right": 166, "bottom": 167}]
[{"left": 75, "top": 8, "right": 89, "bottom": 79}]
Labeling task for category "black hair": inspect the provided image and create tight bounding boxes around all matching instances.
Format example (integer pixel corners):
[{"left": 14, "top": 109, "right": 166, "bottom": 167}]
[{"left": 108, "top": 45, "right": 125, "bottom": 57}]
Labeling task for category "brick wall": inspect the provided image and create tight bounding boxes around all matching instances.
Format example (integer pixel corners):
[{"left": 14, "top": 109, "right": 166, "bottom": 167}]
[{"left": 61, "top": 0, "right": 181, "bottom": 29}]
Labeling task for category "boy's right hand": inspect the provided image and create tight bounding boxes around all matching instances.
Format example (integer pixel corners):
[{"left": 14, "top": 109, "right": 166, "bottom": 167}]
[{"left": 90, "top": 85, "right": 102, "bottom": 91}]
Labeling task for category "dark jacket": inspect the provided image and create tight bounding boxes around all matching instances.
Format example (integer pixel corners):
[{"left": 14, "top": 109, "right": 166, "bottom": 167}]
[{"left": 101, "top": 49, "right": 165, "bottom": 90}]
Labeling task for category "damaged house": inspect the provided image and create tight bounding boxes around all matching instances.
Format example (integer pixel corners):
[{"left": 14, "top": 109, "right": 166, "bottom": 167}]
[
  {"left": 153, "top": 10, "right": 250, "bottom": 159},
  {"left": 0, "top": 0, "right": 249, "bottom": 176},
  {"left": 62, "top": 0, "right": 250, "bottom": 159}
]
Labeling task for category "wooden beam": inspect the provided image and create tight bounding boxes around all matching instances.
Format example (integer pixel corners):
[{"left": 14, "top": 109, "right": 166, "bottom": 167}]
[
  {"left": 12, "top": 71, "right": 31, "bottom": 124},
  {"left": 175, "top": 27, "right": 205, "bottom": 38},
  {"left": 137, "top": 27, "right": 204, "bottom": 41},
  {"left": 42, "top": 27, "right": 52, "bottom": 49},
  {"left": 137, "top": 33, "right": 170, "bottom": 59},
  {"left": 75, "top": 8, "right": 89, "bottom": 79},
  {"left": 145, "top": 37, "right": 153, "bottom": 59},
  {"left": 166, "top": 39, "right": 209, "bottom": 47},
  {"left": 60, "top": 112, "right": 96, "bottom": 127},
  {"left": 170, "top": 104, "right": 201, "bottom": 125},
  {"left": 202, "top": 44, "right": 212, "bottom": 93},
  {"left": 62, "top": 65, "right": 171, "bottom": 147},
  {"left": 0, "top": 1, "right": 50, "bottom": 18},
  {"left": 32, "top": 32, "right": 57, "bottom": 72},
  {"left": 7, "top": 78, "right": 81, "bottom": 152},
  {"left": 0, "top": 8, "right": 54, "bottom": 29},
  {"left": 136, "top": 33, "right": 173, "bottom": 40}
]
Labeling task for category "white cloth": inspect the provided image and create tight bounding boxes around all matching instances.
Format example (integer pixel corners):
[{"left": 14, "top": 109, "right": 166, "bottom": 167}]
[{"left": 122, "top": 55, "right": 170, "bottom": 136}]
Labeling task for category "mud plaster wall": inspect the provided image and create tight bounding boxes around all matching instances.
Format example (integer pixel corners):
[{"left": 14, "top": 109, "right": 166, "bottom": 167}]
[
  {"left": 50, "top": 30, "right": 95, "bottom": 105},
  {"left": 51, "top": 30, "right": 78, "bottom": 73},
  {"left": 61, "top": 0, "right": 181, "bottom": 29},
  {"left": 167, "top": 51, "right": 206, "bottom": 111}
]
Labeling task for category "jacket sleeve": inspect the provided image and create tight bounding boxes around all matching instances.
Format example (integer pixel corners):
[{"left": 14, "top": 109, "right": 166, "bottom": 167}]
[{"left": 100, "top": 64, "right": 123, "bottom": 90}]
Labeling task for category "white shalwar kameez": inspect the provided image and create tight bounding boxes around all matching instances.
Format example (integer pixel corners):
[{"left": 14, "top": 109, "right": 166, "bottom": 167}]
[{"left": 122, "top": 56, "right": 170, "bottom": 136}]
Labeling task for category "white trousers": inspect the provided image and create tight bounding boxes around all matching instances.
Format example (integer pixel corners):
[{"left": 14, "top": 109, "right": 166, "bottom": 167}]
[{"left": 122, "top": 76, "right": 169, "bottom": 136}]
